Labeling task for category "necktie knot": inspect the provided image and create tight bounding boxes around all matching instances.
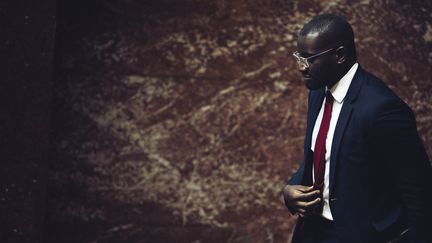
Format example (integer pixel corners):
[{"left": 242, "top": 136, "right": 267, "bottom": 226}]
[{"left": 326, "top": 91, "right": 334, "bottom": 104}]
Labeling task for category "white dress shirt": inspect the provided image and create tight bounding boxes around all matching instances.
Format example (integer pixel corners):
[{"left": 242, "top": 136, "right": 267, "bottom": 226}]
[{"left": 311, "top": 63, "right": 359, "bottom": 220}]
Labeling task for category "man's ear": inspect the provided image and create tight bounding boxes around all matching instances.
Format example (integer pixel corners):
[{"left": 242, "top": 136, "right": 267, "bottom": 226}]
[{"left": 335, "top": 46, "right": 346, "bottom": 64}]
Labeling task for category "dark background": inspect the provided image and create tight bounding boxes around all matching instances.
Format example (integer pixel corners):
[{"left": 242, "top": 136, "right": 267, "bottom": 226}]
[
  {"left": 1, "top": 0, "right": 431, "bottom": 242},
  {"left": 0, "top": 0, "right": 55, "bottom": 242}
]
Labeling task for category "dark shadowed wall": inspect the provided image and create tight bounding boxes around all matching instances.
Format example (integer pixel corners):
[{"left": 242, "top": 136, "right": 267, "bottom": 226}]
[
  {"left": 0, "top": 0, "right": 55, "bottom": 242},
  {"left": 47, "top": 0, "right": 432, "bottom": 242}
]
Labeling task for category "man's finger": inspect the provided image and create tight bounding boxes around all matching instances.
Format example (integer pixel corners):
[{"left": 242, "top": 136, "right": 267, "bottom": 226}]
[
  {"left": 297, "top": 197, "right": 321, "bottom": 209},
  {"left": 297, "top": 208, "right": 306, "bottom": 215},
  {"left": 297, "top": 185, "right": 315, "bottom": 192},
  {"left": 296, "top": 189, "right": 321, "bottom": 201}
]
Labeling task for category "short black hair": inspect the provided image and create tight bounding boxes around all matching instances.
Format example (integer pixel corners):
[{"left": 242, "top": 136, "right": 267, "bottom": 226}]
[{"left": 299, "top": 14, "right": 357, "bottom": 59}]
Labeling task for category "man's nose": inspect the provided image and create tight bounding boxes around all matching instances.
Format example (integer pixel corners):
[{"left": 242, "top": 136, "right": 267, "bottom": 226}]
[{"left": 296, "top": 61, "right": 308, "bottom": 71}]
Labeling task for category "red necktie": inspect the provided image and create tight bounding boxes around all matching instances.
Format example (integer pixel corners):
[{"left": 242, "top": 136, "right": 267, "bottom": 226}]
[{"left": 313, "top": 91, "right": 334, "bottom": 212}]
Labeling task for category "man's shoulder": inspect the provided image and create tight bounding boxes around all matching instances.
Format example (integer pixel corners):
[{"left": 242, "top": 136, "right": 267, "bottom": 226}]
[
  {"left": 350, "top": 67, "right": 414, "bottom": 117},
  {"left": 355, "top": 67, "right": 401, "bottom": 102}
]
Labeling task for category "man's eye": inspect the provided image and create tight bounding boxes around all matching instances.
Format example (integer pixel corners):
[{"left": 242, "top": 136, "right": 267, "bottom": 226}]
[{"left": 301, "top": 53, "right": 313, "bottom": 58}]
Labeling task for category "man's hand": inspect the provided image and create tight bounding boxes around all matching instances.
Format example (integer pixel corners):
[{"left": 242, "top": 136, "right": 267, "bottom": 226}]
[{"left": 282, "top": 184, "right": 321, "bottom": 218}]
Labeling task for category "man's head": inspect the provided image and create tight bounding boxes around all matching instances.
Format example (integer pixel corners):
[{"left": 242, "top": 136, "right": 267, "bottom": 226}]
[{"left": 294, "top": 14, "right": 357, "bottom": 90}]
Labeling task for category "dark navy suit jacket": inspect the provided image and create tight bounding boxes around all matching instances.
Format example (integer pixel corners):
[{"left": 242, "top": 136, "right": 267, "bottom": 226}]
[{"left": 288, "top": 67, "right": 432, "bottom": 243}]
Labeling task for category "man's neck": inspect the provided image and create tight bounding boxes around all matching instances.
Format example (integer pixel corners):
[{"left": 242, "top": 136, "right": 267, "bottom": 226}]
[{"left": 326, "top": 59, "right": 357, "bottom": 90}]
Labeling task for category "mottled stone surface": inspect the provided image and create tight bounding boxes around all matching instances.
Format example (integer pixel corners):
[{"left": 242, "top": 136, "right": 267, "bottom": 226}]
[{"left": 48, "top": 0, "right": 432, "bottom": 242}]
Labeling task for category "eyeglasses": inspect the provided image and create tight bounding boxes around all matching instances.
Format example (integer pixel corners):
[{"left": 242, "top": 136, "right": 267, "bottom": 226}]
[{"left": 292, "top": 47, "right": 337, "bottom": 69}]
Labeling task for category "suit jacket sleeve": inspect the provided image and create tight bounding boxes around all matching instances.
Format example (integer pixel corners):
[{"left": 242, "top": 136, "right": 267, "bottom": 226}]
[
  {"left": 288, "top": 161, "right": 305, "bottom": 185},
  {"left": 369, "top": 98, "right": 432, "bottom": 242},
  {"left": 288, "top": 91, "right": 315, "bottom": 186}
]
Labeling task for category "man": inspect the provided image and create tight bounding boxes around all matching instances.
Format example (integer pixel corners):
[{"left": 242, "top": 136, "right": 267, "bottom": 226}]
[{"left": 283, "top": 14, "right": 432, "bottom": 243}]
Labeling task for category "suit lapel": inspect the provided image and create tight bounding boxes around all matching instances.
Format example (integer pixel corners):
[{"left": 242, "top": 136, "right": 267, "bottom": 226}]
[
  {"left": 329, "top": 67, "right": 365, "bottom": 194},
  {"left": 305, "top": 89, "right": 326, "bottom": 149},
  {"left": 302, "top": 88, "right": 325, "bottom": 184}
]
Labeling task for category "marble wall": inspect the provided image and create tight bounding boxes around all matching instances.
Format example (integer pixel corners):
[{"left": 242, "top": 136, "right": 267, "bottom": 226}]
[{"left": 48, "top": 0, "right": 432, "bottom": 242}]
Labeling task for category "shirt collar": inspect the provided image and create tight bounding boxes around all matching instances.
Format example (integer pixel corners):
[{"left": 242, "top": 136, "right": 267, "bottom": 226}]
[{"left": 328, "top": 62, "right": 359, "bottom": 104}]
